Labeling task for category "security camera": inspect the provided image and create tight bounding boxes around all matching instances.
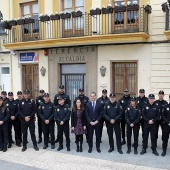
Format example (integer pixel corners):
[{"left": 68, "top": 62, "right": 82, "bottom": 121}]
[{"left": 10, "top": 50, "right": 16, "bottom": 56}]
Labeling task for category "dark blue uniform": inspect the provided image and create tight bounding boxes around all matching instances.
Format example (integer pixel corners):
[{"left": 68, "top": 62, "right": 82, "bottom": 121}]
[{"left": 54, "top": 93, "right": 71, "bottom": 107}]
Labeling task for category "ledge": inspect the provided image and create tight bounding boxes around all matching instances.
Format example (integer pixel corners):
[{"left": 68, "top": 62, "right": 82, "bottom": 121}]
[
  {"left": 3, "top": 32, "right": 149, "bottom": 50},
  {"left": 164, "top": 31, "right": 170, "bottom": 39}
]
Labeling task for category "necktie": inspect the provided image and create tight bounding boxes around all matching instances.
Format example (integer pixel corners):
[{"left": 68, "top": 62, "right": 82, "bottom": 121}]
[{"left": 92, "top": 102, "right": 95, "bottom": 112}]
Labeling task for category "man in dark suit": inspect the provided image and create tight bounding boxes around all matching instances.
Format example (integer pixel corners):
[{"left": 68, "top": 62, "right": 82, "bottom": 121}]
[{"left": 85, "top": 92, "right": 103, "bottom": 153}]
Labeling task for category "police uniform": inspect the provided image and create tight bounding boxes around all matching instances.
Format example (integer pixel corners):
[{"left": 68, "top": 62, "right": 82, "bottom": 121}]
[
  {"left": 161, "top": 95, "right": 170, "bottom": 156},
  {"left": 18, "top": 90, "right": 39, "bottom": 152},
  {"left": 103, "top": 93, "right": 123, "bottom": 154},
  {"left": 136, "top": 89, "right": 149, "bottom": 142},
  {"left": 0, "top": 96, "right": 10, "bottom": 152},
  {"left": 54, "top": 96, "right": 71, "bottom": 151},
  {"left": 125, "top": 97, "right": 140, "bottom": 154},
  {"left": 97, "top": 89, "right": 110, "bottom": 141},
  {"left": 140, "top": 94, "right": 160, "bottom": 156},
  {"left": 118, "top": 89, "right": 131, "bottom": 144},
  {"left": 38, "top": 93, "right": 55, "bottom": 149},
  {"left": 1, "top": 91, "right": 8, "bottom": 102},
  {"left": 4, "top": 92, "right": 21, "bottom": 148},
  {"left": 36, "top": 89, "right": 45, "bottom": 143}
]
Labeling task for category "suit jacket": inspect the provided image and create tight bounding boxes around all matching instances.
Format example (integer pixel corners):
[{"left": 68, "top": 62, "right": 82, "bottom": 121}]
[
  {"left": 85, "top": 101, "right": 103, "bottom": 124},
  {"left": 71, "top": 109, "right": 86, "bottom": 127}
]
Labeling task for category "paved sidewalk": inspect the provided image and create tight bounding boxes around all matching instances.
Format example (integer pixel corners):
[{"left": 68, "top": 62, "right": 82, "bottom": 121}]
[{"left": 0, "top": 125, "right": 169, "bottom": 170}]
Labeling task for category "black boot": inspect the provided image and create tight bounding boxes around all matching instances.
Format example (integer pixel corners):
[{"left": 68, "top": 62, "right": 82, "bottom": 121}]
[
  {"left": 108, "top": 146, "right": 114, "bottom": 153},
  {"left": 22, "top": 146, "right": 27, "bottom": 152},
  {"left": 57, "top": 145, "right": 63, "bottom": 151},
  {"left": 161, "top": 148, "right": 166, "bottom": 157},
  {"left": 126, "top": 147, "right": 131, "bottom": 154},
  {"left": 8, "top": 143, "right": 12, "bottom": 148},
  {"left": 140, "top": 149, "right": 146, "bottom": 155},
  {"left": 134, "top": 148, "right": 138, "bottom": 155},
  {"left": 34, "top": 145, "right": 39, "bottom": 151},
  {"left": 37, "top": 138, "right": 42, "bottom": 144},
  {"left": 121, "top": 138, "right": 126, "bottom": 145},
  {"left": 76, "top": 143, "right": 80, "bottom": 152}
]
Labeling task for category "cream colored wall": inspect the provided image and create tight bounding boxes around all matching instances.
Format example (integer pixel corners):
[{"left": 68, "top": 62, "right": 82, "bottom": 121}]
[
  {"left": 92, "top": 0, "right": 101, "bottom": 8},
  {"left": 98, "top": 44, "right": 152, "bottom": 97}
]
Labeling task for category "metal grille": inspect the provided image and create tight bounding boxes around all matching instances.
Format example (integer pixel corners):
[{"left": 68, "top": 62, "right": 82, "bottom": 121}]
[
  {"left": 112, "top": 62, "right": 137, "bottom": 100},
  {"left": 22, "top": 64, "right": 39, "bottom": 99},
  {"left": 61, "top": 74, "right": 86, "bottom": 106}
]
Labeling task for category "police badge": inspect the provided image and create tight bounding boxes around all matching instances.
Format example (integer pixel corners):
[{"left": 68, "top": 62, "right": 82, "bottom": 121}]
[
  {"left": 167, "top": 108, "right": 169, "bottom": 111},
  {"left": 38, "top": 100, "right": 41, "bottom": 103},
  {"left": 127, "top": 108, "right": 130, "bottom": 110},
  {"left": 122, "top": 100, "right": 124, "bottom": 103},
  {"left": 42, "top": 106, "right": 44, "bottom": 109},
  {"left": 146, "top": 107, "right": 149, "bottom": 110},
  {"left": 6, "top": 104, "right": 9, "bottom": 106},
  {"left": 57, "top": 109, "right": 60, "bottom": 112},
  {"left": 22, "top": 102, "right": 24, "bottom": 105},
  {"left": 107, "top": 106, "right": 110, "bottom": 109}
]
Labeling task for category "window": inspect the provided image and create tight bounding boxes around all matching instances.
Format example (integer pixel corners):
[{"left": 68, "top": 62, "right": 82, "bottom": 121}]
[
  {"left": 20, "top": 1, "right": 39, "bottom": 34},
  {"left": 1, "top": 67, "right": 10, "bottom": 74}
]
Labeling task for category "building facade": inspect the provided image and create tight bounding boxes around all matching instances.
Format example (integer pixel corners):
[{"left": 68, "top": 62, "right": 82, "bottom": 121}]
[{"left": 0, "top": 0, "right": 170, "bottom": 101}]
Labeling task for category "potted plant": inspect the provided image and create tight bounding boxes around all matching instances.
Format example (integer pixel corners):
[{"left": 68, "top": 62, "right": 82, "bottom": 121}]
[
  {"left": 17, "top": 18, "right": 25, "bottom": 25},
  {"left": 39, "top": 14, "right": 50, "bottom": 22},
  {"left": 50, "top": 12, "right": 60, "bottom": 20},
  {"left": 90, "top": 7, "right": 101, "bottom": 16},
  {"left": 8, "top": 19, "right": 17, "bottom": 26},
  {"left": 102, "top": 4, "right": 113, "bottom": 14},
  {"left": 126, "top": 1, "right": 139, "bottom": 11},
  {"left": 114, "top": 2, "right": 126, "bottom": 13},
  {"left": 2, "top": 20, "right": 12, "bottom": 29},
  {"left": 25, "top": 16, "right": 35, "bottom": 24},
  {"left": 71, "top": 10, "right": 83, "bottom": 18},
  {"left": 145, "top": 3, "right": 152, "bottom": 14},
  {"left": 162, "top": 2, "right": 168, "bottom": 12},
  {"left": 60, "top": 11, "right": 71, "bottom": 19}
]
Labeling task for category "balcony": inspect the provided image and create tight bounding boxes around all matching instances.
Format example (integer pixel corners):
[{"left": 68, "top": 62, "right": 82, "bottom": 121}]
[
  {"left": 3, "top": 6, "right": 150, "bottom": 50},
  {"left": 162, "top": 2, "right": 170, "bottom": 39}
]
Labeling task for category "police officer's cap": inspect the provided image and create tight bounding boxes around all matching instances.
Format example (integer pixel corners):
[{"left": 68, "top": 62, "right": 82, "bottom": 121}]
[
  {"left": 8, "top": 92, "right": 13, "bottom": 96},
  {"left": 0, "top": 96, "right": 3, "bottom": 100},
  {"left": 44, "top": 93, "right": 49, "bottom": 97},
  {"left": 17, "top": 91, "right": 22, "bottom": 95},
  {"left": 58, "top": 96, "right": 64, "bottom": 100},
  {"left": 109, "top": 93, "right": 116, "bottom": 98},
  {"left": 24, "top": 90, "right": 30, "bottom": 94},
  {"left": 102, "top": 89, "right": 107, "bottom": 93},
  {"left": 131, "top": 97, "right": 136, "bottom": 101},
  {"left": 139, "top": 89, "right": 145, "bottom": 93},
  {"left": 124, "top": 88, "right": 128, "bottom": 92},
  {"left": 39, "top": 89, "right": 45, "bottom": 93},
  {"left": 1, "top": 91, "right": 7, "bottom": 95},
  {"left": 148, "top": 94, "right": 155, "bottom": 99},
  {"left": 59, "top": 85, "right": 64, "bottom": 89},
  {"left": 159, "top": 90, "right": 164, "bottom": 95},
  {"left": 79, "top": 88, "right": 84, "bottom": 92}
]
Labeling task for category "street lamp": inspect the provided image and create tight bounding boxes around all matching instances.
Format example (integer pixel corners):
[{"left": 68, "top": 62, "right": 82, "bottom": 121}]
[{"left": 0, "top": 11, "right": 7, "bottom": 39}]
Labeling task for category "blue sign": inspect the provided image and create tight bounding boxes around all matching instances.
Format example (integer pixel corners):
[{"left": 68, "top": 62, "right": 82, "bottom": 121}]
[{"left": 20, "top": 52, "right": 39, "bottom": 63}]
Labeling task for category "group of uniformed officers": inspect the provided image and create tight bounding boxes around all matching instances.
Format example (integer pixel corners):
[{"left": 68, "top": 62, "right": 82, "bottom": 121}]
[{"left": 0, "top": 86, "right": 170, "bottom": 157}]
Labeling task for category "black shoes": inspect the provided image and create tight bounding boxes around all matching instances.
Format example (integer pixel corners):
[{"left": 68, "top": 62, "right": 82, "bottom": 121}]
[
  {"left": 12, "top": 140, "right": 15, "bottom": 144},
  {"left": 140, "top": 149, "right": 146, "bottom": 155},
  {"left": 108, "top": 147, "right": 114, "bottom": 153},
  {"left": 134, "top": 149, "right": 138, "bottom": 155},
  {"left": 55, "top": 138, "right": 59, "bottom": 143},
  {"left": 37, "top": 138, "right": 42, "bottom": 144},
  {"left": 126, "top": 148, "right": 131, "bottom": 154},
  {"left": 8, "top": 143, "right": 12, "bottom": 148},
  {"left": 16, "top": 142, "right": 21, "bottom": 147},
  {"left": 96, "top": 148, "right": 101, "bottom": 153},
  {"left": 67, "top": 147, "right": 71, "bottom": 151},
  {"left": 121, "top": 139, "right": 126, "bottom": 145},
  {"left": 0, "top": 148, "right": 3, "bottom": 151},
  {"left": 79, "top": 146, "right": 83, "bottom": 152},
  {"left": 57, "top": 145, "right": 63, "bottom": 151},
  {"left": 3, "top": 148, "right": 7, "bottom": 152},
  {"left": 43, "top": 145, "right": 48, "bottom": 149},
  {"left": 118, "top": 149, "right": 123, "bottom": 154},
  {"left": 161, "top": 150, "right": 166, "bottom": 157},
  {"left": 88, "top": 148, "right": 92, "bottom": 153},
  {"left": 76, "top": 145, "right": 80, "bottom": 152},
  {"left": 51, "top": 145, "right": 55, "bottom": 149},
  {"left": 22, "top": 146, "right": 27, "bottom": 152},
  {"left": 152, "top": 150, "right": 159, "bottom": 156},
  {"left": 34, "top": 145, "right": 39, "bottom": 151}
]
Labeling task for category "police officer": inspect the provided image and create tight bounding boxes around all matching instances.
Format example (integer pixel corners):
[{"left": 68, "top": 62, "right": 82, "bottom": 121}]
[
  {"left": 97, "top": 89, "right": 110, "bottom": 142},
  {"left": 161, "top": 95, "right": 170, "bottom": 156},
  {"left": 54, "top": 85, "right": 71, "bottom": 143},
  {"left": 154, "top": 90, "right": 168, "bottom": 144},
  {"left": 4, "top": 92, "right": 21, "bottom": 148},
  {"left": 125, "top": 97, "right": 140, "bottom": 154},
  {"left": 18, "top": 90, "right": 39, "bottom": 152},
  {"left": 1, "top": 91, "right": 8, "bottom": 102},
  {"left": 0, "top": 96, "right": 10, "bottom": 152},
  {"left": 118, "top": 88, "right": 131, "bottom": 145},
  {"left": 54, "top": 96, "right": 71, "bottom": 151},
  {"left": 103, "top": 93, "right": 123, "bottom": 154},
  {"left": 38, "top": 93, "right": 55, "bottom": 149},
  {"left": 136, "top": 89, "right": 148, "bottom": 144},
  {"left": 140, "top": 94, "right": 160, "bottom": 156},
  {"left": 36, "top": 89, "right": 45, "bottom": 144}
]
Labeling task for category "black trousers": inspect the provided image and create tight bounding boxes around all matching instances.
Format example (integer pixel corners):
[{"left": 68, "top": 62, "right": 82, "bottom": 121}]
[
  {"left": 106, "top": 122, "right": 121, "bottom": 149},
  {"left": 0, "top": 122, "right": 8, "bottom": 149},
  {"left": 75, "top": 134, "right": 83, "bottom": 144},
  {"left": 57, "top": 121, "right": 70, "bottom": 147},
  {"left": 8, "top": 118, "right": 22, "bottom": 144},
  {"left": 121, "top": 115, "right": 126, "bottom": 139},
  {"left": 21, "top": 119, "right": 37, "bottom": 147},
  {"left": 143, "top": 122, "right": 157, "bottom": 151},
  {"left": 162, "top": 124, "right": 170, "bottom": 149},
  {"left": 127, "top": 123, "right": 140, "bottom": 149},
  {"left": 37, "top": 116, "right": 42, "bottom": 139},
  {"left": 42, "top": 120, "right": 55, "bottom": 146},
  {"left": 87, "top": 122, "right": 101, "bottom": 149}
]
